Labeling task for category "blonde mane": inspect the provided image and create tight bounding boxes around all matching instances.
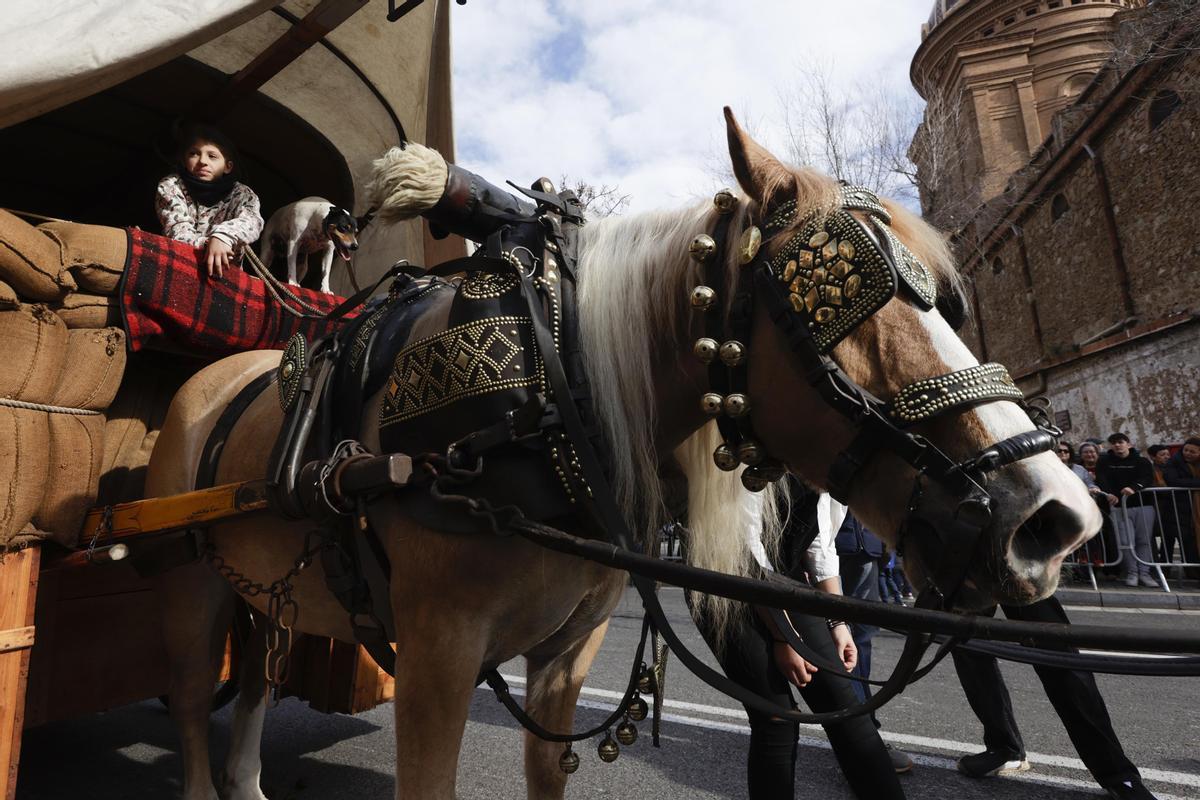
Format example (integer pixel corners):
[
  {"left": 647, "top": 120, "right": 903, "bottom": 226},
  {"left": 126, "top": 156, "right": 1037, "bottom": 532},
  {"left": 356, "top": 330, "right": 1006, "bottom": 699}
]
[{"left": 574, "top": 168, "right": 959, "bottom": 642}]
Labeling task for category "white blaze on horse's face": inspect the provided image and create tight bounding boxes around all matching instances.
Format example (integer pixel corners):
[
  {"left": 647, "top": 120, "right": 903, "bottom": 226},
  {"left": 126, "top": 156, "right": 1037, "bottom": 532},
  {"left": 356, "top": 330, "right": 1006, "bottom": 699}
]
[{"left": 908, "top": 305, "right": 1101, "bottom": 607}]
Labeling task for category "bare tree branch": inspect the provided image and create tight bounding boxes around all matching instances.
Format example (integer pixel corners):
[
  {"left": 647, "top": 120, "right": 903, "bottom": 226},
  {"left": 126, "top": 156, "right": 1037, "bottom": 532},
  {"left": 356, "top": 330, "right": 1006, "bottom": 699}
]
[{"left": 558, "top": 175, "right": 630, "bottom": 217}]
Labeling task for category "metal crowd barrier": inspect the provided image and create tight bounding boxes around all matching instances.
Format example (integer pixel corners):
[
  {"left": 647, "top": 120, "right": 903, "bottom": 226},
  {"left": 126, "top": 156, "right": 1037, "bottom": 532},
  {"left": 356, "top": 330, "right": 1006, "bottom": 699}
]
[{"left": 1066, "top": 486, "right": 1200, "bottom": 593}]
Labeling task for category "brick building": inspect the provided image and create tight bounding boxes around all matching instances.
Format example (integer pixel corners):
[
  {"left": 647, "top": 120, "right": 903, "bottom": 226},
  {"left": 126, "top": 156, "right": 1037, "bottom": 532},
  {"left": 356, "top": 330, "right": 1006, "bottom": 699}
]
[{"left": 911, "top": 0, "right": 1200, "bottom": 445}]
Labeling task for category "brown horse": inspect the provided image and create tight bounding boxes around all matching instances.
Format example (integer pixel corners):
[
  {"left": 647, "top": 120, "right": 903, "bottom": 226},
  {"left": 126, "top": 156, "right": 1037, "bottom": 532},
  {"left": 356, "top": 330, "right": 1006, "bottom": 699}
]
[{"left": 146, "top": 112, "right": 1100, "bottom": 800}]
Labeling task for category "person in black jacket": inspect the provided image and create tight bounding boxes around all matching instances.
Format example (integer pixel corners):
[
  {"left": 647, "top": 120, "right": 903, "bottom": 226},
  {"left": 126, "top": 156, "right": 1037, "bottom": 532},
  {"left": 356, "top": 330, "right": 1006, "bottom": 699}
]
[
  {"left": 1163, "top": 438, "right": 1200, "bottom": 570},
  {"left": 1095, "top": 433, "right": 1158, "bottom": 587}
]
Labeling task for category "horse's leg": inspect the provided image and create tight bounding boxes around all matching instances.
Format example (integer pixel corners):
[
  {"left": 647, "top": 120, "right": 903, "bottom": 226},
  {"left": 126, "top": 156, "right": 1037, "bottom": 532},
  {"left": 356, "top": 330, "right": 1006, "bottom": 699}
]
[
  {"left": 220, "top": 605, "right": 271, "bottom": 800},
  {"left": 158, "top": 561, "right": 235, "bottom": 800},
  {"left": 522, "top": 621, "right": 610, "bottom": 800},
  {"left": 391, "top": 613, "right": 489, "bottom": 800}
]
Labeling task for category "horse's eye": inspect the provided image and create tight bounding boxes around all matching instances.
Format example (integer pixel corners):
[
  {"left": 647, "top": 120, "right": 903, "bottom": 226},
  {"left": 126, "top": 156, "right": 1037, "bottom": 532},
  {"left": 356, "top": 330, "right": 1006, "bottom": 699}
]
[{"left": 936, "top": 286, "right": 967, "bottom": 332}]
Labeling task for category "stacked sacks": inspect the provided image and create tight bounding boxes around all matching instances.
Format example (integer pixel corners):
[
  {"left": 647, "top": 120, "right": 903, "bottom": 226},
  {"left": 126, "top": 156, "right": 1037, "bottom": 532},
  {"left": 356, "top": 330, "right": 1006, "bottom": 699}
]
[{"left": 0, "top": 209, "right": 129, "bottom": 550}]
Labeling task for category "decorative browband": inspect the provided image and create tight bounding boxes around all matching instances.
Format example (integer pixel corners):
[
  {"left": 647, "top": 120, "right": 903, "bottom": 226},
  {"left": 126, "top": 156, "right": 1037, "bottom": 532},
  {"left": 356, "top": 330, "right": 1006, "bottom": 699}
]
[{"left": 888, "top": 363, "right": 1023, "bottom": 425}]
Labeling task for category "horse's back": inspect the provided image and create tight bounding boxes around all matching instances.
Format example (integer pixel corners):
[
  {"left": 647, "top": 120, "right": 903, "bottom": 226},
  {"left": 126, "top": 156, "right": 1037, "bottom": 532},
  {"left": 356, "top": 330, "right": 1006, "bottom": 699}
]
[{"left": 145, "top": 349, "right": 280, "bottom": 499}]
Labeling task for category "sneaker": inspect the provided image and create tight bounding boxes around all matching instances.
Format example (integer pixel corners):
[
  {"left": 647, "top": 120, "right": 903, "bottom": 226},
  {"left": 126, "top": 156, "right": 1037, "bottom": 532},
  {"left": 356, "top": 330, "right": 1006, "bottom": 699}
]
[
  {"left": 1124, "top": 575, "right": 1139, "bottom": 587},
  {"left": 956, "top": 749, "right": 1030, "bottom": 778},
  {"left": 1105, "top": 779, "right": 1158, "bottom": 799},
  {"left": 1138, "top": 575, "right": 1160, "bottom": 588},
  {"left": 887, "top": 744, "right": 914, "bottom": 774}
]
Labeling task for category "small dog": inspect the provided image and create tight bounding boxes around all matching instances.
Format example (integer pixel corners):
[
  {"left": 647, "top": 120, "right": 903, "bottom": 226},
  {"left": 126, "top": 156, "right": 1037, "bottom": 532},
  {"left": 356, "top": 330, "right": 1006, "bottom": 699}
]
[{"left": 260, "top": 198, "right": 362, "bottom": 294}]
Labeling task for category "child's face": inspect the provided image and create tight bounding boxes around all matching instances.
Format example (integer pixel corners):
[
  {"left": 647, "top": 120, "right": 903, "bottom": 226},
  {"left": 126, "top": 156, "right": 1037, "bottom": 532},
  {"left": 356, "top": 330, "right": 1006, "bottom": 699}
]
[{"left": 184, "top": 140, "right": 232, "bottom": 182}]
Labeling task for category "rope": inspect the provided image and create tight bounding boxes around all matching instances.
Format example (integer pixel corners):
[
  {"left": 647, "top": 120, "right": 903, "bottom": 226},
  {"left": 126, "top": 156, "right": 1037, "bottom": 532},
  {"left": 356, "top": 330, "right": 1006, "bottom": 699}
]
[
  {"left": 0, "top": 397, "right": 102, "bottom": 416},
  {"left": 240, "top": 247, "right": 336, "bottom": 320}
]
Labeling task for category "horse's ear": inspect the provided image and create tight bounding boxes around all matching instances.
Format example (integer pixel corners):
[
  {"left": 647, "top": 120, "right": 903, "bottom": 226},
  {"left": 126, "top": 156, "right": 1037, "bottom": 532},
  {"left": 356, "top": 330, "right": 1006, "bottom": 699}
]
[{"left": 724, "top": 107, "right": 794, "bottom": 210}]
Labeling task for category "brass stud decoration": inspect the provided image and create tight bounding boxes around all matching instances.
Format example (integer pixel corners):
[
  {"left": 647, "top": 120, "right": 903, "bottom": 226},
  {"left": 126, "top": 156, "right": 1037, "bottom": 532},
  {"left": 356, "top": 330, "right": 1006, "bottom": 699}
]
[
  {"left": 701, "top": 392, "right": 724, "bottom": 416},
  {"left": 278, "top": 333, "right": 307, "bottom": 413},
  {"left": 689, "top": 233, "right": 717, "bottom": 262},
  {"left": 693, "top": 337, "right": 719, "bottom": 364},
  {"left": 713, "top": 443, "right": 740, "bottom": 472},
  {"left": 718, "top": 340, "right": 746, "bottom": 367},
  {"left": 713, "top": 188, "right": 737, "bottom": 214},
  {"left": 738, "top": 225, "right": 762, "bottom": 264},
  {"left": 690, "top": 284, "right": 717, "bottom": 311},
  {"left": 889, "top": 363, "right": 1022, "bottom": 425}
]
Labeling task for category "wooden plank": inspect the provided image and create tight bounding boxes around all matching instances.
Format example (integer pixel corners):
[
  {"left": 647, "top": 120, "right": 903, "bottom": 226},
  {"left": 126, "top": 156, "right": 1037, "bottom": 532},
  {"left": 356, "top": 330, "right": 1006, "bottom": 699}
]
[
  {"left": 0, "top": 546, "right": 40, "bottom": 800},
  {"left": 77, "top": 481, "right": 268, "bottom": 544},
  {"left": 0, "top": 630, "right": 34, "bottom": 656}
]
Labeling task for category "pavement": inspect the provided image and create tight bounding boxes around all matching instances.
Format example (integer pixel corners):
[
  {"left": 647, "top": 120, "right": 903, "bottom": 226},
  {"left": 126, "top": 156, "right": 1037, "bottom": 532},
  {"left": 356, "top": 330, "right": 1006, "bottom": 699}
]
[{"left": 1056, "top": 573, "right": 1200, "bottom": 609}]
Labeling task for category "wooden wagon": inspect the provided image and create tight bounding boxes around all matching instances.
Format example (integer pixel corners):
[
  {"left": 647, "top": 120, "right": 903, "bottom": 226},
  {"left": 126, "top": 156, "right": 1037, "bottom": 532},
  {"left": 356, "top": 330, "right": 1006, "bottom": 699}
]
[{"left": 0, "top": 1, "right": 463, "bottom": 795}]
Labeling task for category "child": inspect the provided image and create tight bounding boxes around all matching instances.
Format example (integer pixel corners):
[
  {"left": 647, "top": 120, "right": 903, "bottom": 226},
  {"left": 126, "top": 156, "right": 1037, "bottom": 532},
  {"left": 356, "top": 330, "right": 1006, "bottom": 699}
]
[{"left": 155, "top": 124, "right": 264, "bottom": 278}]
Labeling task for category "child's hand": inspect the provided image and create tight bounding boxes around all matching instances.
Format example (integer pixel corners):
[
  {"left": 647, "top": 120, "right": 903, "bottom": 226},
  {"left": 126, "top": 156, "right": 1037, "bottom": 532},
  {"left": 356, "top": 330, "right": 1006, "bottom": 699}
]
[{"left": 205, "top": 237, "right": 235, "bottom": 278}]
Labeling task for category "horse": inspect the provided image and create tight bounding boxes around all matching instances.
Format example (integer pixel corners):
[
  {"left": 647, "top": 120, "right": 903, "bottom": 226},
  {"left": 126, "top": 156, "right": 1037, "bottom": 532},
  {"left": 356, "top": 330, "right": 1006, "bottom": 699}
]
[{"left": 145, "top": 110, "right": 1101, "bottom": 800}]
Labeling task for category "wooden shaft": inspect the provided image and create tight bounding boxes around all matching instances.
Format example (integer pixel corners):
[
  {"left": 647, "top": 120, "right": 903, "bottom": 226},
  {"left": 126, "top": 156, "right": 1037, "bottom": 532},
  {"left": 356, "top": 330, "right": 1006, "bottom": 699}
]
[{"left": 79, "top": 480, "right": 270, "bottom": 544}]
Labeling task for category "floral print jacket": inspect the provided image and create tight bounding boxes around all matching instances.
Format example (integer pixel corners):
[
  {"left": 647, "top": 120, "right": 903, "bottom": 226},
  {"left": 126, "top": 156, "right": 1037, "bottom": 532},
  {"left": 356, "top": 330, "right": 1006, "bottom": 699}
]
[{"left": 155, "top": 174, "right": 264, "bottom": 253}]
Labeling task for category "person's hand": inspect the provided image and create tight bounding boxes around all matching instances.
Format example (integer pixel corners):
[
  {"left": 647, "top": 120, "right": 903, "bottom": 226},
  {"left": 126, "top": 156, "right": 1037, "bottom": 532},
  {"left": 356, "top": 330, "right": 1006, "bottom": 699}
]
[
  {"left": 205, "top": 236, "right": 234, "bottom": 278},
  {"left": 830, "top": 623, "right": 857, "bottom": 672},
  {"left": 1121, "top": 487, "right": 1135, "bottom": 497},
  {"left": 772, "top": 640, "right": 818, "bottom": 688},
  {"left": 1107, "top": 493, "right": 1119, "bottom": 506}
]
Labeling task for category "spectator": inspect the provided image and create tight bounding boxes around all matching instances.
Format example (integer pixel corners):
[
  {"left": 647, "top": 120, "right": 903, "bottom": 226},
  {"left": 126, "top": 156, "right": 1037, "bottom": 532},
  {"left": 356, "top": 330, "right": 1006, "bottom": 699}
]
[
  {"left": 877, "top": 549, "right": 908, "bottom": 605},
  {"left": 1146, "top": 445, "right": 1183, "bottom": 565},
  {"left": 1095, "top": 433, "right": 1157, "bottom": 588},
  {"left": 1077, "top": 442, "right": 1119, "bottom": 567},
  {"left": 1163, "top": 438, "right": 1200, "bottom": 569},
  {"left": 1060, "top": 442, "right": 1110, "bottom": 566}
]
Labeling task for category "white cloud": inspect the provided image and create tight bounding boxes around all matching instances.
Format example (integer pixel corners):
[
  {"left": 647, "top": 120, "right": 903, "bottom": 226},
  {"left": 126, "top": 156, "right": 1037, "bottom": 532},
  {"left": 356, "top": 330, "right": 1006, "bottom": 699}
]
[{"left": 449, "top": 1, "right": 932, "bottom": 213}]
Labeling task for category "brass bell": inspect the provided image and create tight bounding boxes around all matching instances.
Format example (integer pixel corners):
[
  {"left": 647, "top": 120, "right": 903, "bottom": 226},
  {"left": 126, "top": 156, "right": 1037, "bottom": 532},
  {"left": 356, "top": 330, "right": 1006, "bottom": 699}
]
[
  {"left": 693, "top": 337, "right": 719, "bottom": 364},
  {"left": 736, "top": 439, "right": 765, "bottom": 466},
  {"left": 738, "top": 226, "right": 763, "bottom": 264},
  {"left": 690, "top": 284, "right": 717, "bottom": 310},
  {"left": 713, "top": 188, "right": 737, "bottom": 214},
  {"left": 756, "top": 458, "right": 787, "bottom": 482},
  {"left": 616, "top": 720, "right": 638, "bottom": 746},
  {"left": 559, "top": 746, "right": 580, "bottom": 774},
  {"left": 700, "top": 393, "right": 724, "bottom": 416},
  {"left": 637, "top": 668, "right": 654, "bottom": 694},
  {"left": 713, "top": 443, "right": 739, "bottom": 472},
  {"left": 718, "top": 340, "right": 746, "bottom": 367},
  {"left": 538, "top": 177, "right": 556, "bottom": 194},
  {"left": 689, "top": 234, "right": 717, "bottom": 262},
  {"left": 598, "top": 732, "right": 620, "bottom": 763},
  {"left": 741, "top": 468, "right": 770, "bottom": 493},
  {"left": 723, "top": 393, "right": 750, "bottom": 418},
  {"left": 628, "top": 697, "right": 649, "bottom": 722}
]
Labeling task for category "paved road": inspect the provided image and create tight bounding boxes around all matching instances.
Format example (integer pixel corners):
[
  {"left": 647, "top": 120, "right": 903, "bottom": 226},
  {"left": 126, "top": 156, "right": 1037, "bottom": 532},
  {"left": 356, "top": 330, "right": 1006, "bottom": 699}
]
[{"left": 16, "top": 588, "right": 1200, "bottom": 799}]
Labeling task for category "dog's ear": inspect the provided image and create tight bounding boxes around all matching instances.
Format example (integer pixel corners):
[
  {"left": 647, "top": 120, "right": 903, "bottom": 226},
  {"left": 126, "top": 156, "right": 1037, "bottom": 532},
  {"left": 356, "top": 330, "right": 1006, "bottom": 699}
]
[{"left": 355, "top": 206, "right": 376, "bottom": 232}]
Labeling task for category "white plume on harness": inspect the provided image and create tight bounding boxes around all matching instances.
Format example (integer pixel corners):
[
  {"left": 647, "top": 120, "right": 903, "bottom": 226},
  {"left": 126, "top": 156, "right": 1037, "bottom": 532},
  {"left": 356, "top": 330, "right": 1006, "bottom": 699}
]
[{"left": 365, "top": 142, "right": 450, "bottom": 223}]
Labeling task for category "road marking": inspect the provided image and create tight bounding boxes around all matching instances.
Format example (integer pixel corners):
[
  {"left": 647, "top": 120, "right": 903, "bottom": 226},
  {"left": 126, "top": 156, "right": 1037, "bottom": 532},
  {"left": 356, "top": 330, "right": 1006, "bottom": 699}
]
[{"left": 495, "top": 673, "right": 1200, "bottom": 790}]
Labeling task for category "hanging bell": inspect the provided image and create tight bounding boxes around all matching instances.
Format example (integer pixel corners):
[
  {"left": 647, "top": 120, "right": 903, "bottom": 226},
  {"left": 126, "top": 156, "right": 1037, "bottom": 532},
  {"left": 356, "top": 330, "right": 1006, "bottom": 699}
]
[
  {"left": 701, "top": 393, "right": 724, "bottom": 416},
  {"left": 616, "top": 720, "right": 638, "bottom": 746},
  {"left": 690, "top": 284, "right": 717, "bottom": 310},
  {"left": 598, "top": 732, "right": 620, "bottom": 763},
  {"left": 693, "top": 338, "right": 719, "bottom": 364},
  {"left": 756, "top": 458, "right": 787, "bottom": 482},
  {"left": 689, "top": 234, "right": 717, "bottom": 263},
  {"left": 713, "top": 443, "right": 739, "bottom": 472},
  {"left": 736, "top": 439, "right": 765, "bottom": 466},
  {"left": 637, "top": 667, "right": 654, "bottom": 695},
  {"left": 718, "top": 340, "right": 746, "bottom": 367},
  {"left": 538, "top": 177, "right": 556, "bottom": 194},
  {"left": 559, "top": 745, "right": 580, "bottom": 774},
  {"left": 723, "top": 393, "right": 750, "bottom": 418},
  {"left": 741, "top": 467, "right": 770, "bottom": 493},
  {"left": 627, "top": 696, "right": 649, "bottom": 722},
  {"left": 713, "top": 188, "right": 737, "bottom": 214}
]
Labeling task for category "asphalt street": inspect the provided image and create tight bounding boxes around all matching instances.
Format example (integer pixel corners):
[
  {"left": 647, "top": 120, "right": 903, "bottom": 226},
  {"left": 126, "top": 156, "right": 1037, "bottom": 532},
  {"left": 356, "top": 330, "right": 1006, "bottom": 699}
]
[{"left": 16, "top": 588, "right": 1200, "bottom": 799}]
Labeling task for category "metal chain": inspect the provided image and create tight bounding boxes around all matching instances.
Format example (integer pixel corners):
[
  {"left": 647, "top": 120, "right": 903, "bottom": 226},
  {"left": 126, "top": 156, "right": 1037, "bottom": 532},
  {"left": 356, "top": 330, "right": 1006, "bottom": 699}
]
[{"left": 204, "top": 532, "right": 322, "bottom": 692}]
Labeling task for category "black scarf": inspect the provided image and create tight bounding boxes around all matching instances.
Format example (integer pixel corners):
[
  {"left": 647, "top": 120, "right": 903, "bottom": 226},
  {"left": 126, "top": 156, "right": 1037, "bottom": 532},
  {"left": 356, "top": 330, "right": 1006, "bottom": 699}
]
[{"left": 178, "top": 170, "right": 237, "bottom": 206}]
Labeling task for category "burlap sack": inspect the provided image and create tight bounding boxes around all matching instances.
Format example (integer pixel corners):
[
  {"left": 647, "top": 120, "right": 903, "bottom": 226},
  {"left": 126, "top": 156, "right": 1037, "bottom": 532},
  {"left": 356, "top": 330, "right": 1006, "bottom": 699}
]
[
  {"left": 51, "top": 292, "right": 121, "bottom": 329},
  {"left": 0, "top": 406, "right": 50, "bottom": 549},
  {"left": 32, "top": 411, "right": 105, "bottom": 546},
  {"left": 49, "top": 328, "right": 127, "bottom": 411},
  {"left": 39, "top": 221, "right": 128, "bottom": 296},
  {"left": 0, "top": 209, "right": 75, "bottom": 300},
  {"left": 0, "top": 303, "right": 68, "bottom": 404},
  {"left": 0, "top": 280, "right": 16, "bottom": 309}
]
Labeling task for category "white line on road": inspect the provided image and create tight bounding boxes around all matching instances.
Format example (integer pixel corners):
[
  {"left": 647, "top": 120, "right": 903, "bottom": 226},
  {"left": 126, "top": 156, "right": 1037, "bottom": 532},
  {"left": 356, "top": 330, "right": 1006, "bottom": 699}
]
[{"left": 496, "top": 673, "right": 1200, "bottom": 790}]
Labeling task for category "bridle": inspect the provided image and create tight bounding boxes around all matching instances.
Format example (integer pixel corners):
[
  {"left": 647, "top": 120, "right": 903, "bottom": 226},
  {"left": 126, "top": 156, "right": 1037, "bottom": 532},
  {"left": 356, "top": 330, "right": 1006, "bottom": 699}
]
[{"left": 691, "top": 184, "right": 1062, "bottom": 608}]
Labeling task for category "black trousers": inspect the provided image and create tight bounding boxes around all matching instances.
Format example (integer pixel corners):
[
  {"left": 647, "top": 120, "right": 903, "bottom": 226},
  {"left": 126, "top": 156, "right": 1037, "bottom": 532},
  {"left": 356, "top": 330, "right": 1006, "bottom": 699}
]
[
  {"left": 689, "top": 597, "right": 905, "bottom": 800},
  {"left": 950, "top": 595, "right": 1140, "bottom": 787}
]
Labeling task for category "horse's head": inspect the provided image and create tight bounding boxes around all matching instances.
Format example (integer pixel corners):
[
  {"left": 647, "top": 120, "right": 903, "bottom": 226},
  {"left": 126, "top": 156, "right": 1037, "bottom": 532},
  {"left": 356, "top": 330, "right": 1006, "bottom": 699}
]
[{"left": 706, "top": 110, "right": 1099, "bottom": 610}]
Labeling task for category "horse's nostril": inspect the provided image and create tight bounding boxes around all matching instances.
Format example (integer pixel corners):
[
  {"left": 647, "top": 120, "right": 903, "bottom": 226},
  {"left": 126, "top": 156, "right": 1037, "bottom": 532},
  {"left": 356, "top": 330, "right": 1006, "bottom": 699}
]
[{"left": 1007, "top": 500, "right": 1085, "bottom": 573}]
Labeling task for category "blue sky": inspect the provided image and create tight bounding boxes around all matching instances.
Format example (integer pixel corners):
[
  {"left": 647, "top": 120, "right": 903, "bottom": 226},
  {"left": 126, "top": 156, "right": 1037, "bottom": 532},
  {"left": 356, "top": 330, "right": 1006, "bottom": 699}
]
[{"left": 449, "top": 1, "right": 935, "bottom": 213}]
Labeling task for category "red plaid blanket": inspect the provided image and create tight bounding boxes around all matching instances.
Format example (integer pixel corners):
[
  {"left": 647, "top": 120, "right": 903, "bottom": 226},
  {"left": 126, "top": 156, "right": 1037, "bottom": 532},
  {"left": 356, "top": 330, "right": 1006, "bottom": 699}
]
[{"left": 121, "top": 229, "right": 356, "bottom": 356}]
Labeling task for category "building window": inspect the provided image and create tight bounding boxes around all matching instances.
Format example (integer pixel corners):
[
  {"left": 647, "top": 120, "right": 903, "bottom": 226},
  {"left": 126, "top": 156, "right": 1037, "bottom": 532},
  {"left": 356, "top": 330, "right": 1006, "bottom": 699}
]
[
  {"left": 992, "top": 257, "right": 1005, "bottom": 276},
  {"left": 1003, "top": 15, "right": 1016, "bottom": 24},
  {"left": 1048, "top": 0, "right": 1062, "bottom": 7},
  {"left": 982, "top": 26, "right": 995, "bottom": 36},
  {"left": 1026, "top": 7, "right": 1037, "bottom": 15},
  {"left": 1149, "top": 88, "right": 1183, "bottom": 131},
  {"left": 1051, "top": 193, "right": 1070, "bottom": 222}
]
